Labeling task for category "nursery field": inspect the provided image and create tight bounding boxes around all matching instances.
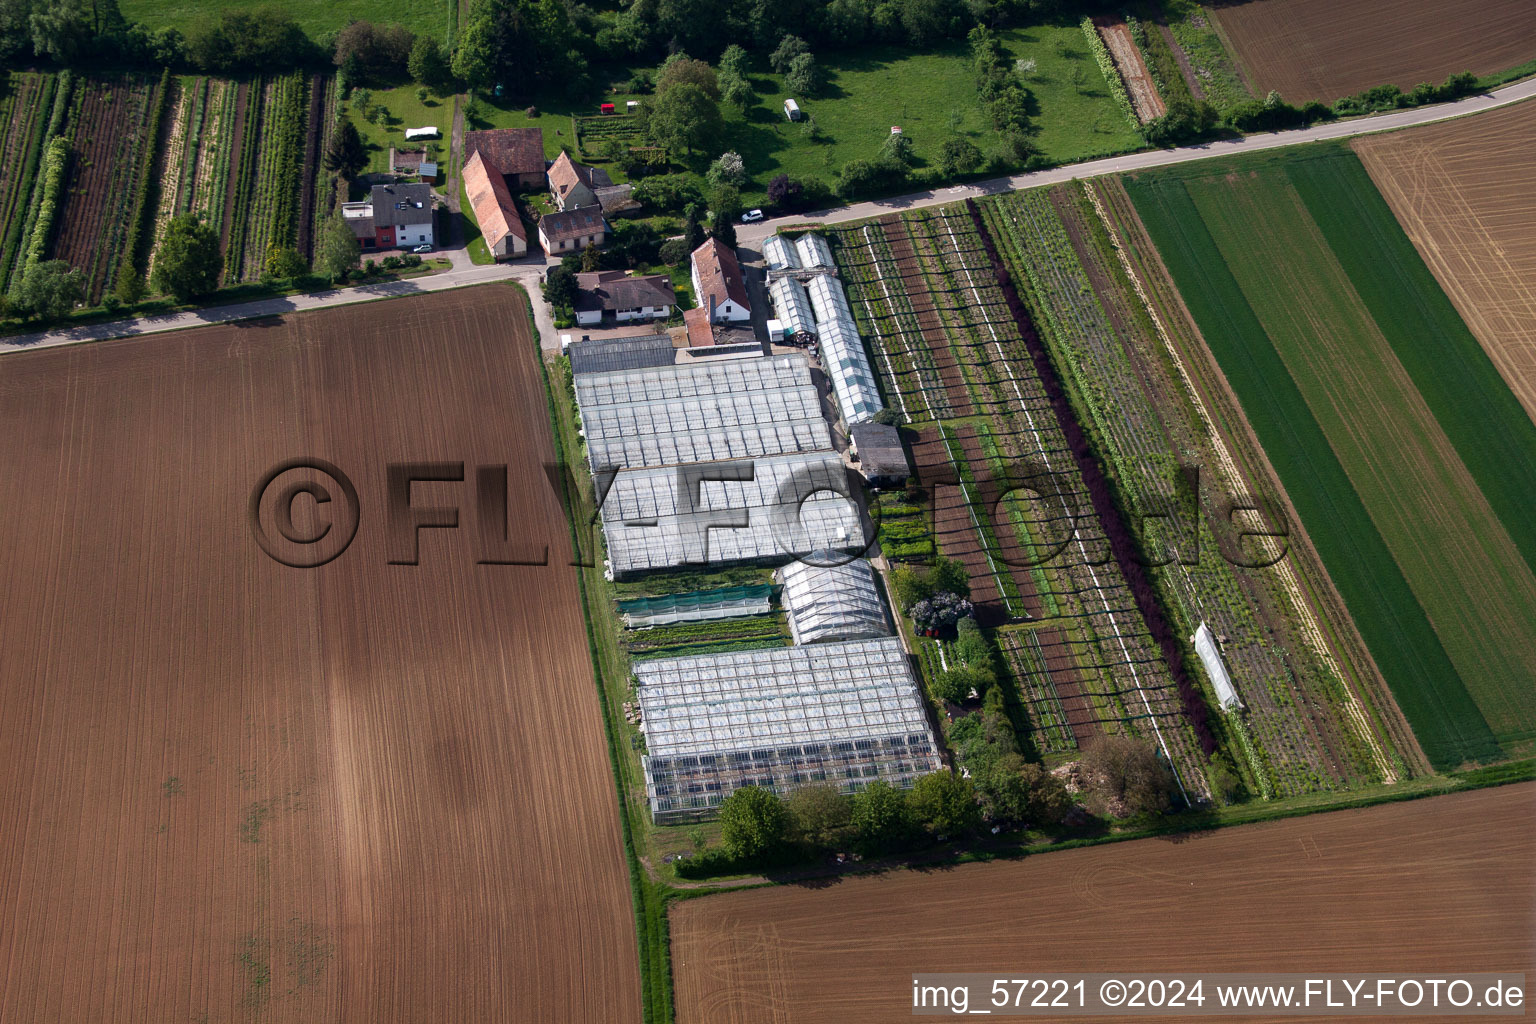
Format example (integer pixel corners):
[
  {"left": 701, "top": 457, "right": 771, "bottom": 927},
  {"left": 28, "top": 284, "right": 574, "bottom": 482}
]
[
  {"left": 0, "top": 73, "right": 59, "bottom": 296},
  {"left": 0, "top": 287, "right": 640, "bottom": 1023},
  {"left": 671, "top": 781, "right": 1536, "bottom": 1023},
  {"left": 1353, "top": 100, "right": 1536, "bottom": 421},
  {"left": 826, "top": 207, "right": 1211, "bottom": 798},
  {"left": 979, "top": 181, "right": 1398, "bottom": 797},
  {"left": 1124, "top": 145, "right": 1536, "bottom": 768},
  {"left": 1210, "top": 0, "right": 1536, "bottom": 103}
]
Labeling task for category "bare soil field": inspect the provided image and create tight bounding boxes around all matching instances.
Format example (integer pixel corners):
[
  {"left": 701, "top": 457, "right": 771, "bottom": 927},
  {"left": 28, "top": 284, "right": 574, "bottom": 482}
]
[
  {"left": 0, "top": 286, "right": 640, "bottom": 1023},
  {"left": 673, "top": 783, "right": 1536, "bottom": 1023},
  {"left": 1211, "top": 0, "right": 1536, "bottom": 103},
  {"left": 1096, "top": 17, "right": 1166, "bottom": 121},
  {"left": 1354, "top": 101, "right": 1536, "bottom": 422}
]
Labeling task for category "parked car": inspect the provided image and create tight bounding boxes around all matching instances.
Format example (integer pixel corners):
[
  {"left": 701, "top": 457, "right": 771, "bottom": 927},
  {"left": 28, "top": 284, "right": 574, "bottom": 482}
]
[
  {"left": 411, "top": 244, "right": 434, "bottom": 254},
  {"left": 741, "top": 209, "right": 765, "bottom": 224}
]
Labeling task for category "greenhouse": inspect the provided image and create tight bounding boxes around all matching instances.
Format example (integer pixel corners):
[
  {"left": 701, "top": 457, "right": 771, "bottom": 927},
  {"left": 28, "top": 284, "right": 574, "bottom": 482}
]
[
  {"left": 1192, "top": 621, "right": 1244, "bottom": 711},
  {"left": 778, "top": 558, "right": 892, "bottom": 645},
  {"left": 635, "top": 637, "right": 942, "bottom": 822},
  {"left": 815, "top": 315, "right": 884, "bottom": 425},
  {"left": 763, "top": 234, "right": 801, "bottom": 272},
  {"left": 618, "top": 585, "right": 773, "bottom": 628},
  {"left": 768, "top": 276, "right": 817, "bottom": 337},
  {"left": 805, "top": 273, "right": 855, "bottom": 326},
  {"left": 573, "top": 351, "right": 812, "bottom": 408},
  {"left": 567, "top": 333, "right": 676, "bottom": 375},
  {"left": 577, "top": 373, "right": 832, "bottom": 470},
  {"left": 795, "top": 231, "right": 834, "bottom": 269},
  {"left": 600, "top": 454, "right": 867, "bottom": 576}
]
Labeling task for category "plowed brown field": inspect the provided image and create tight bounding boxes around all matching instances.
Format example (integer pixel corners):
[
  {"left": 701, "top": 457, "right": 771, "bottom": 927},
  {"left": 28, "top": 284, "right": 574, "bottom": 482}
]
[
  {"left": 1211, "top": 0, "right": 1536, "bottom": 103},
  {"left": 0, "top": 286, "right": 640, "bottom": 1023},
  {"left": 673, "top": 783, "right": 1536, "bottom": 1023},
  {"left": 1354, "top": 101, "right": 1536, "bottom": 422}
]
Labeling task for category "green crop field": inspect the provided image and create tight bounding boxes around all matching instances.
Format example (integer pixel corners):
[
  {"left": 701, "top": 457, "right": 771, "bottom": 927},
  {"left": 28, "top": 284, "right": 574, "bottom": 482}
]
[
  {"left": 1125, "top": 147, "right": 1536, "bottom": 769},
  {"left": 121, "top": 0, "right": 455, "bottom": 44}
]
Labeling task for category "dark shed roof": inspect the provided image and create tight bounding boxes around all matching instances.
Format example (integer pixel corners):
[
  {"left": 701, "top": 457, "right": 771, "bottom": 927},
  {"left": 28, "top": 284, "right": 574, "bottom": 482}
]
[{"left": 568, "top": 333, "right": 677, "bottom": 375}]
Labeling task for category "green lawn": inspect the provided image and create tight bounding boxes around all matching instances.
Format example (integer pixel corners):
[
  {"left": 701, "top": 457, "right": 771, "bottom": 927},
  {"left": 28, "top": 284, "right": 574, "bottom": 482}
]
[
  {"left": 1124, "top": 148, "right": 1536, "bottom": 768},
  {"left": 121, "top": 0, "right": 455, "bottom": 44},
  {"left": 346, "top": 83, "right": 453, "bottom": 176},
  {"left": 468, "top": 26, "right": 1142, "bottom": 203}
]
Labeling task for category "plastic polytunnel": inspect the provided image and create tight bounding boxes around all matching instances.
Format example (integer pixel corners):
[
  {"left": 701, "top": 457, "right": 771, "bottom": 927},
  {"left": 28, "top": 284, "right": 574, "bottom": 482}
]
[{"left": 778, "top": 558, "right": 892, "bottom": 645}]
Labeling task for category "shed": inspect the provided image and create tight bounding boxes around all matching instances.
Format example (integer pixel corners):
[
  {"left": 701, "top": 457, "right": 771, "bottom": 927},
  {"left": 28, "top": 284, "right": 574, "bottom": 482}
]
[
  {"left": 626, "top": 100, "right": 639, "bottom": 113},
  {"left": 567, "top": 333, "right": 676, "bottom": 375},
  {"left": 850, "top": 422, "right": 910, "bottom": 486},
  {"left": 404, "top": 126, "right": 440, "bottom": 141},
  {"left": 418, "top": 161, "right": 438, "bottom": 182},
  {"left": 784, "top": 98, "right": 802, "bottom": 121},
  {"left": 599, "top": 102, "right": 616, "bottom": 114},
  {"left": 1192, "top": 621, "right": 1243, "bottom": 711}
]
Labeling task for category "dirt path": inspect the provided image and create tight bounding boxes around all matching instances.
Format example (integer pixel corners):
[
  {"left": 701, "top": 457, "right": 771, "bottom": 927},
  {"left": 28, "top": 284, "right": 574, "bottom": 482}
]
[{"left": 1096, "top": 17, "right": 1166, "bottom": 122}]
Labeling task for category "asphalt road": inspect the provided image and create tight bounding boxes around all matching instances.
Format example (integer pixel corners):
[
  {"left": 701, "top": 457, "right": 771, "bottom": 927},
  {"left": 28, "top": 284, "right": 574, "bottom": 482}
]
[{"left": 4, "top": 77, "right": 1532, "bottom": 356}]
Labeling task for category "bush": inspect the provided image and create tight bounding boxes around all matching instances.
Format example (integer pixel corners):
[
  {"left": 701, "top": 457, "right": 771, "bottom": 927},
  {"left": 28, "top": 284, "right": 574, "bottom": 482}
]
[
  {"left": 658, "top": 238, "right": 691, "bottom": 266},
  {"left": 911, "top": 591, "right": 974, "bottom": 633},
  {"left": 929, "top": 664, "right": 990, "bottom": 704},
  {"left": 908, "top": 771, "right": 980, "bottom": 837},
  {"left": 718, "top": 786, "right": 787, "bottom": 858},
  {"left": 849, "top": 780, "right": 915, "bottom": 855},
  {"left": 786, "top": 784, "right": 852, "bottom": 846},
  {"left": 1083, "top": 734, "right": 1177, "bottom": 817},
  {"left": 940, "top": 136, "right": 983, "bottom": 176}
]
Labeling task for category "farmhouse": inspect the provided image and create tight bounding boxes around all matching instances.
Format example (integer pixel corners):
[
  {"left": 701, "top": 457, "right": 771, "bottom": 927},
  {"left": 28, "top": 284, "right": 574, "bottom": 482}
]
[
  {"left": 572, "top": 270, "right": 676, "bottom": 326},
  {"left": 464, "top": 126, "right": 547, "bottom": 190},
  {"left": 849, "top": 422, "right": 910, "bottom": 487},
  {"left": 463, "top": 150, "right": 527, "bottom": 259},
  {"left": 691, "top": 237, "right": 752, "bottom": 323},
  {"left": 548, "top": 151, "right": 615, "bottom": 211},
  {"left": 538, "top": 207, "right": 608, "bottom": 256},
  {"left": 341, "top": 182, "right": 435, "bottom": 250},
  {"left": 635, "top": 638, "right": 941, "bottom": 822}
]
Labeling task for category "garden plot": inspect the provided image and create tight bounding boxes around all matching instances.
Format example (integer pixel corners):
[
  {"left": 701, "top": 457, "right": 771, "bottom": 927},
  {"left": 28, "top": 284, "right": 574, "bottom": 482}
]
[{"left": 0, "top": 73, "right": 55, "bottom": 294}]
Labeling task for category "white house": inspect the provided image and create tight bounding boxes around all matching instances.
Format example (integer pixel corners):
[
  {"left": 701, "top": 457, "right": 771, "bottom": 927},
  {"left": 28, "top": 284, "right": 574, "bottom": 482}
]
[
  {"left": 573, "top": 270, "right": 676, "bottom": 326},
  {"left": 690, "top": 237, "right": 751, "bottom": 323}
]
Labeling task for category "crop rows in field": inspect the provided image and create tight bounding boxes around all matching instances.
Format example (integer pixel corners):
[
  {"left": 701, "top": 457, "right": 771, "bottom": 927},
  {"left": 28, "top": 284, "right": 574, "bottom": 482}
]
[
  {"left": 0, "top": 73, "right": 55, "bottom": 294},
  {"left": 829, "top": 208, "right": 1210, "bottom": 796},
  {"left": 1123, "top": 149, "right": 1535, "bottom": 768},
  {"left": 51, "top": 76, "right": 160, "bottom": 303},
  {"left": 576, "top": 114, "right": 644, "bottom": 153},
  {"left": 979, "top": 184, "right": 1390, "bottom": 796}
]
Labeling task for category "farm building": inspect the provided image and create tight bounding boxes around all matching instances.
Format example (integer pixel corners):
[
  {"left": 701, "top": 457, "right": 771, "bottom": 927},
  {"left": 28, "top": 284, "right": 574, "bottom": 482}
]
[
  {"left": 778, "top": 559, "right": 892, "bottom": 645},
  {"left": 464, "top": 127, "right": 548, "bottom": 190},
  {"left": 548, "top": 151, "right": 615, "bottom": 211},
  {"left": 849, "top": 422, "right": 910, "bottom": 486},
  {"left": 806, "top": 275, "right": 884, "bottom": 424},
  {"left": 691, "top": 237, "right": 752, "bottom": 323},
  {"left": 342, "top": 182, "right": 435, "bottom": 250},
  {"left": 683, "top": 305, "right": 715, "bottom": 347},
  {"left": 618, "top": 585, "right": 773, "bottom": 628},
  {"left": 572, "top": 270, "right": 676, "bottom": 326},
  {"left": 573, "top": 353, "right": 832, "bottom": 471},
  {"left": 538, "top": 206, "right": 609, "bottom": 256},
  {"left": 795, "top": 232, "right": 834, "bottom": 269},
  {"left": 768, "top": 276, "right": 816, "bottom": 337},
  {"left": 463, "top": 150, "right": 527, "bottom": 259},
  {"left": 1192, "top": 622, "right": 1243, "bottom": 711},
  {"left": 566, "top": 333, "right": 676, "bottom": 375},
  {"left": 599, "top": 453, "right": 865, "bottom": 576},
  {"left": 635, "top": 638, "right": 941, "bottom": 822},
  {"left": 763, "top": 234, "right": 801, "bottom": 272},
  {"left": 594, "top": 183, "right": 640, "bottom": 217}
]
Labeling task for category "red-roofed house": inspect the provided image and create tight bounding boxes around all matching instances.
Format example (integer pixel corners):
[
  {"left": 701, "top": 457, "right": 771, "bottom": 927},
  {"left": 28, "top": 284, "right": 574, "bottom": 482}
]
[
  {"left": 463, "top": 127, "right": 547, "bottom": 190},
  {"left": 463, "top": 150, "right": 527, "bottom": 259},
  {"left": 547, "top": 151, "right": 614, "bottom": 212},
  {"left": 690, "top": 237, "right": 751, "bottom": 323}
]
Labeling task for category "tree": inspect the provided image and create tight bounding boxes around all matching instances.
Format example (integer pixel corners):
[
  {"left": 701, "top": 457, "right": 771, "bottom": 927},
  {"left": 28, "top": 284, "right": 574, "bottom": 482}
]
[
  {"left": 656, "top": 54, "right": 719, "bottom": 100},
  {"left": 910, "top": 591, "right": 973, "bottom": 633},
  {"left": 890, "top": 564, "right": 932, "bottom": 612},
  {"left": 264, "top": 245, "right": 308, "bottom": 279},
  {"left": 453, "top": 0, "right": 580, "bottom": 95},
  {"left": 707, "top": 180, "right": 742, "bottom": 242},
  {"left": 718, "top": 43, "right": 750, "bottom": 79},
  {"left": 940, "top": 136, "right": 982, "bottom": 175},
  {"left": 643, "top": 82, "right": 724, "bottom": 158},
  {"left": 314, "top": 213, "right": 361, "bottom": 284},
  {"left": 718, "top": 786, "right": 787, "bottom": 859},
  {"left": 12, "top": 260, "right": 83, "bottom": 320},
  {"left": 579, "top": 242, "right": 601, "bottom": 272},
  {"left": 709, "top": 151, "right": 746, "bottom": 187},
  {"left": 849, "top": 780, "right": 914, "bottom": 854},
  {"left": 1083, "top": 734, "right": 1177, "bottom": 817},
  {"left": 929, "top": 555, "right": 970, "bottom": 599},
  {"left": 408, "top": 35, "right": 450, "bottom": 90},
  {"left": 766, "top": 173, "right": 803, "bottom": 210},
  {"left": 334, "top": 21, "right": 415, "bottom": 85},
  {"left": 769, "top": 33, "right": 808, "bottom": 74},
  {"left": 929, "top": 665, "right": 987, "bottom": 704},
  {"left": 543, "top": 264, "right": 578, "bottom": 307},
  {"left": 324, "top": 120, "right": 367, "bottom": 178},
  {"left": 979, "top": 754, "right": 1073, "bottom": 825},
  {"left": 721, "top": 70, "right": 755, "bottom": 111},
  {"left": 786, "top": 784, "right": 852, "bottom": 846},
  {"left": 152, "top": 213, "right": 223, "bottom": 300},
  {"left": 784, "top": 52, "right": 823, "bottom": 96},
  {"left": 879, "top": 130, "right": 914, "bottom": 166},
  {"left": 657, "top": 238, "right": 691, "bottom": 266},
  {"left": 909, "top": 771, "right": 981, "bottom": 836}
]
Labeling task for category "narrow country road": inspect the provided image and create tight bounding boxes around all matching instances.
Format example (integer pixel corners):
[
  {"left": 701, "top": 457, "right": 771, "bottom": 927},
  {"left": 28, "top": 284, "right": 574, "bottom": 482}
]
[{"left": 4, "top": 78, "right": 1532, "bottom": 357}]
